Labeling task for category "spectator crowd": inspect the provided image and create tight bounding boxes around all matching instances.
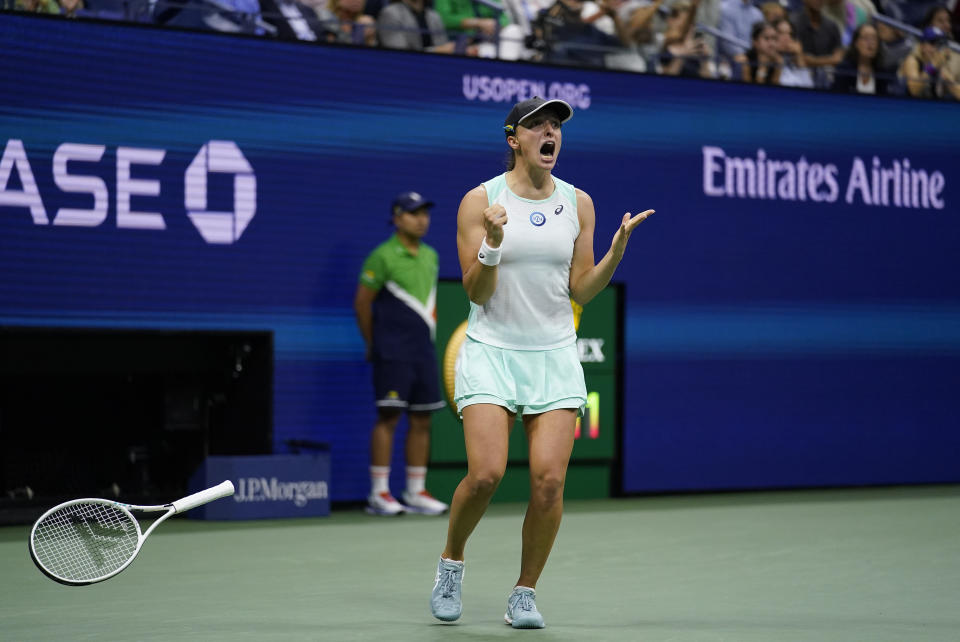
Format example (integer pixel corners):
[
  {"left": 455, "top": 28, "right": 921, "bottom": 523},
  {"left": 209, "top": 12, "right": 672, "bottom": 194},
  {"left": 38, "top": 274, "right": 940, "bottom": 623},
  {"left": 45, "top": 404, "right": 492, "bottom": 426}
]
[{"left": 4, "top": 0, "right": 959, "bottom": 99}]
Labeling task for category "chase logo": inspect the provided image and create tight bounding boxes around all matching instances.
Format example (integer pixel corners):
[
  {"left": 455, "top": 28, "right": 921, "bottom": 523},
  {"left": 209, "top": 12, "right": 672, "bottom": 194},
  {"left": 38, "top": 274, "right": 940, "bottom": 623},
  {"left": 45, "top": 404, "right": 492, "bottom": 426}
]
[
  {"left": 529, "top": 211, "right": 546, "bottom": 227},
  {"left": 186, "top": 141, "right": 257, "bottom": 245},
  {"left": 0, "top": 138, "right": 256, "bottom": 246}
]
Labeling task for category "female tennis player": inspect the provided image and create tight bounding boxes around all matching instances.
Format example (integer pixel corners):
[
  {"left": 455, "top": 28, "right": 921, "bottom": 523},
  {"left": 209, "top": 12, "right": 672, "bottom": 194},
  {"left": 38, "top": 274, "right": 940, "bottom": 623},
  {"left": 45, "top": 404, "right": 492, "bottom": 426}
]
[{"left": 429, "top": 96, "right": 654, "bottom": 628}]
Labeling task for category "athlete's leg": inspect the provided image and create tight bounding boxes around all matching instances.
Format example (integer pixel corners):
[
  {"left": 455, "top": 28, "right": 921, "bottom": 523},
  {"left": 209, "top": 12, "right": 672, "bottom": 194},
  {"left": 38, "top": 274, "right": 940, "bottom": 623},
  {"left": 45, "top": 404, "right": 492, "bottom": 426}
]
[
  {"left": 371, "top": 408, "right": 403, "bottom": 467},
  {"left": 406, "top": 356, "right": 444, "bottom": 468},
  {"left": 405, "top": 411, "right": 431, "bottom": 467},
  {"left": 516, "top": 408, "right": 576, "bottom": 589},
  {"left": 370, "top": 358, "right": 412, "bottom": 468},
  {"left": 403, "top": 411, "right": 449, "bottom": 514},
  {"left": 367, "top": 407, "right": 407, "bottom": 514},
  {"left": 441, "top": 403, "right": 512, "bottom": 561}
]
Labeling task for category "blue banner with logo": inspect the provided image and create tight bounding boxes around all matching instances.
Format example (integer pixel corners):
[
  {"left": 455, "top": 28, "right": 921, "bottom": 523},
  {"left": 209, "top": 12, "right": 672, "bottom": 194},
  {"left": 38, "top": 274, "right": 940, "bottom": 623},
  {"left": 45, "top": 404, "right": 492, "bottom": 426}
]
[
  {"left": 188, "top": 455, "right": 330, "bottom": 519},
  {"left": 2, "top": 14, "right": 958, "bottom": 499}
]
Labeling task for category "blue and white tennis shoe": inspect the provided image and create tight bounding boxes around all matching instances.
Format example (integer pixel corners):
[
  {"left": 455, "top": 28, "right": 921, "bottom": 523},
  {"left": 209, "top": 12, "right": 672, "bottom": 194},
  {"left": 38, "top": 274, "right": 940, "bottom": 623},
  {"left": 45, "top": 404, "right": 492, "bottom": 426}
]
[
  {"left": 504, "top": 586, "right": 545, "bottom": 628},
  {"left": 430, "top": 558, "right": 464, "bottom": 622}
]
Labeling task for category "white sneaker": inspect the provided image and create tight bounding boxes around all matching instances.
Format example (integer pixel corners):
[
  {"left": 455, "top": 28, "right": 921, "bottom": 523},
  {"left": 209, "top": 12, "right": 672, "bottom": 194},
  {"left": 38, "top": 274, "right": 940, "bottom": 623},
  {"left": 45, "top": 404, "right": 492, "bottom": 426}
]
[
  {"left": 402, "top": 490, "right": 449, "bottom": 515},
  {"left": 366, "top": 491, "right": 406, "bottom": 516}
]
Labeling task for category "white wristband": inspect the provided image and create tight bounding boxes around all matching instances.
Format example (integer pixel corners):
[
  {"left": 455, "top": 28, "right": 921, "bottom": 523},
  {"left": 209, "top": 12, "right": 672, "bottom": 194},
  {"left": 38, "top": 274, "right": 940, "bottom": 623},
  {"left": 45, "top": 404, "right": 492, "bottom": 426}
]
[{"left": 478, "top": 238, "right": 502, "bottom": 266}]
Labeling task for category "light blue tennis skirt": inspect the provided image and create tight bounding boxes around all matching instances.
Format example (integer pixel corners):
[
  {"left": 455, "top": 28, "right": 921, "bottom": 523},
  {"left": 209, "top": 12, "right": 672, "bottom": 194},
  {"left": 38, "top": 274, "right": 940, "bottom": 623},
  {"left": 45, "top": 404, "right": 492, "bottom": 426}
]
[{"left": 454, "top": 336, "right": 587, "bottom": 416}]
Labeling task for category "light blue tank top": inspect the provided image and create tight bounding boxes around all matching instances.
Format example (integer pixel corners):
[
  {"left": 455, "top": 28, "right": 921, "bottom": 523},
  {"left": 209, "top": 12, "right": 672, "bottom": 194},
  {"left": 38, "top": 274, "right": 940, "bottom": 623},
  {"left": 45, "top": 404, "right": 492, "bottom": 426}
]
[{"left": 466, "top": 173, "right": 580, "bottom": 351}]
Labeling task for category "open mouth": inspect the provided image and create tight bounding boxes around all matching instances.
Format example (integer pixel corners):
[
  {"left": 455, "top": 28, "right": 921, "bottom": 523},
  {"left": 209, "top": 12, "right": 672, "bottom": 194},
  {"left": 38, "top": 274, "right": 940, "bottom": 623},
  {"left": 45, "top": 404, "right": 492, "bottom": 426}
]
[{"left": 539, "top": 141, "right": 556, "bottom": 160}]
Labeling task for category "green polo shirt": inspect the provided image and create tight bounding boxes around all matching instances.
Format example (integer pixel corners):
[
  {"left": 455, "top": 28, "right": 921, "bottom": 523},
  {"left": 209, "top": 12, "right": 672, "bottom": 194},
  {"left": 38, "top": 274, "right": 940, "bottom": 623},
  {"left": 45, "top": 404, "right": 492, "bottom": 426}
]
[{"left": 359, "top": 234, "right": 439, "bottom": 360}]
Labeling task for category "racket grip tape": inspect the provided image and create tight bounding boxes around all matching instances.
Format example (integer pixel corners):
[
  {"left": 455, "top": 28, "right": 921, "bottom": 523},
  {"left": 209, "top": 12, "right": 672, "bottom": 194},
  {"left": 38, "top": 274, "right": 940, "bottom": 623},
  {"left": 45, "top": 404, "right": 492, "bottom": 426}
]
[{"left": 172, "top": 480, "right": 236, "bottom": 514}]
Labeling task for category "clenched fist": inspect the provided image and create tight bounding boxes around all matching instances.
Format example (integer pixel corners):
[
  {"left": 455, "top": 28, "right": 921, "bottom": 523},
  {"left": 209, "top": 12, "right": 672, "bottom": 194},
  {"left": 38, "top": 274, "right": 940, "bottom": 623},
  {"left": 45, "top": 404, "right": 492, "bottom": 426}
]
[{"left": 483, "top": 204, "right": 508, "bottom": 247}]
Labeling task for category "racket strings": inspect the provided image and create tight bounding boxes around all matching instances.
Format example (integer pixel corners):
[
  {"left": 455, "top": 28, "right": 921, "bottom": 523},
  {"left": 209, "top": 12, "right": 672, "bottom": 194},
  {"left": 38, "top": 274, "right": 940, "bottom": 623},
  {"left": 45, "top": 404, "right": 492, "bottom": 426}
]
[{"left": 32, "top": 502, "right": 139, "bottom": 582}]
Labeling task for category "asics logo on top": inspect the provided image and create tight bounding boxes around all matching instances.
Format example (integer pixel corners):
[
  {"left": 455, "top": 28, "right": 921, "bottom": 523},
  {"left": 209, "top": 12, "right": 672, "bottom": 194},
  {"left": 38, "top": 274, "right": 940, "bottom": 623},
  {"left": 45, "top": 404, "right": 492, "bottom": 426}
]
[
  {"left": 529, "top": 212, "right": 546, "bottom": 227},
  {"left": 554, "top": 205, "right": 563, "bottom": 215},
  {"left": 0, "top": 138, "right": 257, "bottom": 245}
]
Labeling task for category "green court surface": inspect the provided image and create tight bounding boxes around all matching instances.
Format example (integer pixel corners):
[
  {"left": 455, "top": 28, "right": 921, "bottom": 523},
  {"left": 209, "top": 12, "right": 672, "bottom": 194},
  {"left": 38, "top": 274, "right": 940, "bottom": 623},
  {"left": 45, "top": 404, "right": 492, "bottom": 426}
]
[{"left": 2, "top": 485, "right": 958, "bottom": 642}]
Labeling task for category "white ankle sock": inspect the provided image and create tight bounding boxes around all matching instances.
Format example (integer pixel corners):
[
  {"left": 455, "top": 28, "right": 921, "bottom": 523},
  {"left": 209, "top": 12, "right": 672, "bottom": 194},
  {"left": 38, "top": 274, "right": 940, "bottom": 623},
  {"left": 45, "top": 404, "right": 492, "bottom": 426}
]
[
  {"left": 370, "top": 466, "right": 390, "bottom": 495},
  {"left": 406, "top": 466, "right": 427, "bottom": 494}
]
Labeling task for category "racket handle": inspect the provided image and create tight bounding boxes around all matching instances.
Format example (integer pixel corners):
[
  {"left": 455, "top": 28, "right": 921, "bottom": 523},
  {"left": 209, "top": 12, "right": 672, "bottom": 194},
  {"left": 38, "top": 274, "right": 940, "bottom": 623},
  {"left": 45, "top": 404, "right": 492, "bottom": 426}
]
[{"left": 172, "top": 480, "right": 236, "bottom": 514}]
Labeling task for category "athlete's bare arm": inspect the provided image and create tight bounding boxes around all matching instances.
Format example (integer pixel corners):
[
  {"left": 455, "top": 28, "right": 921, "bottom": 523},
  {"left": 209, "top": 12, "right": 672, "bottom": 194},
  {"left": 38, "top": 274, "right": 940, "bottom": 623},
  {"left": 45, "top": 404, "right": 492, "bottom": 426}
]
[
  {"left": 457, "top": 185, "right": 507, "bottom": 305},
  {"left": 569, "top": 188, "right": 653, "bottom": 305}
]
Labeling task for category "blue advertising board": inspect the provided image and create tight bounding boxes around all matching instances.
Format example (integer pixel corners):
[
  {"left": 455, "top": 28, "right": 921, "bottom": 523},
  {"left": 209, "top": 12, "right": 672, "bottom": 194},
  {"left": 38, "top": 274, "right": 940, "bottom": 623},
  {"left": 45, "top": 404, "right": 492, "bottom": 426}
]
[
  {"left": 188, "top": 454, "right": 330, "bottom": 519},
  {"left": 2, "top": 14, "right": 958, "bottom": 499}
]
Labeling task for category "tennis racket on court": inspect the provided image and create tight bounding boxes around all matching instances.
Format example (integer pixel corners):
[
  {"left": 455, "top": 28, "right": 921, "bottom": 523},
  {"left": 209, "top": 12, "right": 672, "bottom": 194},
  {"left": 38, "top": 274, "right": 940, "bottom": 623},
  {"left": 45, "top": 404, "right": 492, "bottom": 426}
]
[{"left": 29, "top": 480, "right": 235, "bottom": 586}]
